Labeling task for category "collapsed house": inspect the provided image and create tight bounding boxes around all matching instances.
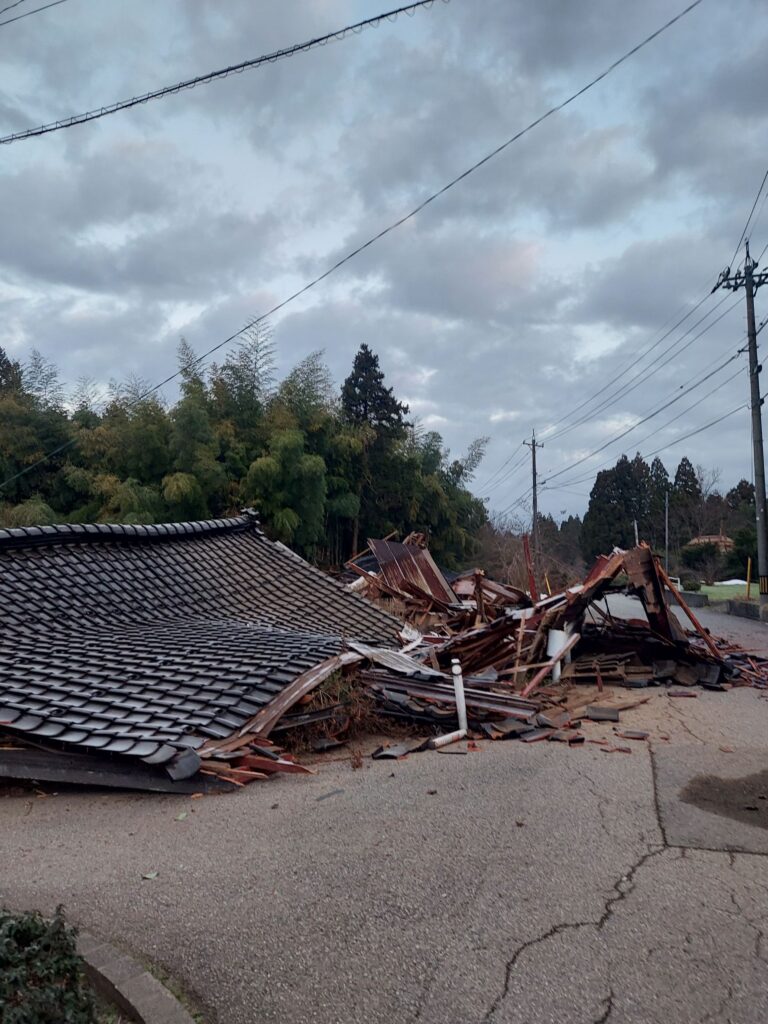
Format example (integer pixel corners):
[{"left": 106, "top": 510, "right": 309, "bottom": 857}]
[
  {"left": 1, "top": 515, "right": 765, "bottom": 792},
  {"left": 347, "top": 537, "right": 768, "bottom": 738},
  {"left": 0, "top": 512, "right": 400, "bottom": 791}
]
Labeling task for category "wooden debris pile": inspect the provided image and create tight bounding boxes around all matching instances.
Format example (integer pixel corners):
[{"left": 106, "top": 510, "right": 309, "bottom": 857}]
[
  {"left": 344, "top": 533, "right": 530, "bottom": 631},
  {"left": 346, "top": 540, "right": 768, "bottom": 745}
]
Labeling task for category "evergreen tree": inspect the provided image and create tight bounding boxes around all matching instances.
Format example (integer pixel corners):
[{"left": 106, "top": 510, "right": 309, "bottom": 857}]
[
  {"left": 581, "top": 455, "right": 646, "bottom": 559},
  {"left": 0, "top": 346, "right": 24, "bottom": 394},
  {"left": 340, "top": 344, "right": 409, "bottom": 553},
  {"left": 672, "top": 455, "right": 701, "bottom": 547},
  {"left": 647, "top": 457, "right": 670, "bottom": 549},
  {"left": 341, "top": 344, "right": 408, "bottom": 435}
]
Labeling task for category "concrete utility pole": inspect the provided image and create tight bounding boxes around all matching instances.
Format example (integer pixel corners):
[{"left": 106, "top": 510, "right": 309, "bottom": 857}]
[
  {"left": 715, "top": 240, "right": 768, "bottom": 605},
  {"left": 665, "top": 489, "right": 670, "bottom": 575},
  {"left": 523, "top": 430, "right": 544, "bottom": 568}
]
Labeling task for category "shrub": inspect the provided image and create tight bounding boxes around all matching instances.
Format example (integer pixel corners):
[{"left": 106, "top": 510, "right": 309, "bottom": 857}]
[
  {"left": 0, "top": 906, "right": 94, "bottom": 1024},
  {"left": 679, "top": 574, "right": 701, "bottom": 592}
]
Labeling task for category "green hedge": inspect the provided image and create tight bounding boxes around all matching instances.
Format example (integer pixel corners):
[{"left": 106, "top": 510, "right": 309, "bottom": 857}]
[{"left": 0, "top": 906, "right": 94, "bottom": 1024}]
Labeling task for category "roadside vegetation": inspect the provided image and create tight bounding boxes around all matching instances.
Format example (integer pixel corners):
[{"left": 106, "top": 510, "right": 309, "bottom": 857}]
[{"left": 0, "top": 333, "right": 486, "bottom": 567}]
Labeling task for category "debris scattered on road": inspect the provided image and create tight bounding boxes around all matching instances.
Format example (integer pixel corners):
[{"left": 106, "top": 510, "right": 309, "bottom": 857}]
[
  {"left": 371, "top": 744, "right": 412, "bottom": 760},
  {"left": 316, "top": 788, "right": 345, "bottom": 801},
  {"left": 2, "top": 521, "right": 766, "bottom": 794}
]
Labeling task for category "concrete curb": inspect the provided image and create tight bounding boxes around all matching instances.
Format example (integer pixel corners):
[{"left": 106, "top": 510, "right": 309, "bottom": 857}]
[
  {"left": 726, "top": 598, "right": 762, "bottom": 621},
  {"left": 78, "top": 930, "right": 196, "bottom": 1024}
]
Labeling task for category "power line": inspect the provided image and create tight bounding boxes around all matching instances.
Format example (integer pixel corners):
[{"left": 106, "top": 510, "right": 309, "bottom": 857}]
[
  {"left": 540, "top": 291, "right": 714, "bottom": 441},
  {"left": 748, "top": 190, "right": 768, "bottom": 254},
  {"left": 543, "top": 292, "right": 738, "bottom": 445},
  {"left": 475, "top": 441, "right": 525, "bottom": 491},
  {"left": 0, "top": 1, "right": 31, "bottom": 17},
  {"left": 641, "top": 404, "right": 746, "bottom": 461},
  {"left": 730, "top": 167, "right": 768, "bottom": 270},
  {"left": 0, "top": 0, "right": 706, "bottom": 492},
  {"left": 0, "top": 1, "right": 448, "bottom": 145},
  {"left": 542, "top": 340, "right": 746, "bottom": 486},
  {"left": 548, "top": 314, "right": 767, "bottom": 491},
  {"left": 495, "top": 487, "right": 534, "bottom": 520},
  {"left": 0, "top": 0, "right": 67, "bottom": 29},
  {"left": 540, "top": 167, "right": 768, "bottom": 452},
  {"left": 479, "top": 449, "right": 529, "bottom": 495},
  {"left": 541, "top": 405, "right": 747, "bottom": 494},
  {"left": 550, "top": 360, "right": 747, "bottom": 490}
]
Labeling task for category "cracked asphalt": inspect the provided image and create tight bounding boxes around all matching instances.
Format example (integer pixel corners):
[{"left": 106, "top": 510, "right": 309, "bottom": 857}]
[{"left": 2, "top": 603, "right": 768, "bottom": 1023}]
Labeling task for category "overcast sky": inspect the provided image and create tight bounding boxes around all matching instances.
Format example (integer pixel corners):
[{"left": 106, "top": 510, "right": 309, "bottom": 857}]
[{"left": 2, "top": 0, "right": 767, "bottom": 523}]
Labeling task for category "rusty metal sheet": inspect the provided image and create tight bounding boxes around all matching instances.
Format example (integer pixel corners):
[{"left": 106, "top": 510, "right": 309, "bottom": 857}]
[{"left": 368, "top": 538, "right": 457, "bottom": 606}]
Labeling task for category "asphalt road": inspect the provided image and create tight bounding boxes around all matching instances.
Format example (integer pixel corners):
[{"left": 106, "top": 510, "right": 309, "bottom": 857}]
[{"left": 2, "top": 603, "right": 768, "bottom": 1024}]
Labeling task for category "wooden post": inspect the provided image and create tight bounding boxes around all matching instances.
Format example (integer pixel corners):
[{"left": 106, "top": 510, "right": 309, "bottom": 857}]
[
  {"left": 657, "top": 561, "right": 722, "bottom": 661},
  {"left": 521, "top": 633, "right": 580, "bottom": 698}
]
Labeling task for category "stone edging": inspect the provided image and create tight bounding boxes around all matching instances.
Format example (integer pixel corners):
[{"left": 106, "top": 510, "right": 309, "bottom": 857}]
[{"left": 78, "top": 930, "right": 196, "bottom": 1024}]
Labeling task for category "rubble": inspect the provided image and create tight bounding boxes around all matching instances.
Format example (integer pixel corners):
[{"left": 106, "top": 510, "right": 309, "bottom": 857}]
[
  {"left": 1, "top": 515, "right": 766, "bottom": 793},
  {"left": 344, "top": 536, "right": 768, "bottom": 754}
]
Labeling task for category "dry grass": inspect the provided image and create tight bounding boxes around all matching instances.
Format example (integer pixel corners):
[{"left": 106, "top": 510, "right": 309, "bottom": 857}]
[{"left": 279, "top": 669, "right": 424, "bottom": 756}]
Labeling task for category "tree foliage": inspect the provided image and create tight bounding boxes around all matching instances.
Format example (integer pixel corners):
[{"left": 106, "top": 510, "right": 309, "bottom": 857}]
[
  {"left": 0, "top": 338, "right": 488, "bottom": 567},
  {"left": 581, "top": 450, "right": 757, "bottom": 578}
]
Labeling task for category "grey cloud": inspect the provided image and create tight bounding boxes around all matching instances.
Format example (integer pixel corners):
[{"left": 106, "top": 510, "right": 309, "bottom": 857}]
[{"left": 0, "top": 0, "right": 765, "bottom": 526}]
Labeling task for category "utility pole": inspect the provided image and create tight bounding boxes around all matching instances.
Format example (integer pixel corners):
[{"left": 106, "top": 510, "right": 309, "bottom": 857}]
[
  {"left": 523, "top": 430, "right": 544, "bottom": 571},
  {"left": 714, "top": 240, "right": 768, "bottom": 605},
  {"left": 665, "top": 489, "right": 669, "bottom": 575},
  {"left": 633, "top": 519, "right": 639, "bottom": 546}
]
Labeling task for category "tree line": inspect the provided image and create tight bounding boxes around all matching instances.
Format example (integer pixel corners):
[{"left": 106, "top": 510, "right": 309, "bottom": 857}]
[
  {"left": 0, "top": 331, "right": 487, "bottom": 567},
  {"left": 581, "top": 452, "right": 757, "bottom": 581}
]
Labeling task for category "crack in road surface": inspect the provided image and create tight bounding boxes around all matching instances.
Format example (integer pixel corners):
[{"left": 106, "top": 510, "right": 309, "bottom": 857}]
[{"left": 482, "top": 847, "right": 666, "bottom": 1021}]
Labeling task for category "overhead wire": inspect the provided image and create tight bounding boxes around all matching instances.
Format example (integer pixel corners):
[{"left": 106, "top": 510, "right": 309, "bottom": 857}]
[
  {"left": 525, "top": 163, "right": 767, "bottom": 510},
  {"left": 540, "top": 290, "right": 715, "bottom": 441},
  {"left": 542, "top": 292, "right": 739, "bottom": 444},
  {"left": 0, "top": 1, "right": 448, "bottom": 144},
  {"left": 535, "top": 160, "right": 768, "bottom": 465},
  {"left": 729, "top": 167, "right": 768, "bottom": 270},
  {"left": 0, "top": 0, "right": 707, "bottom": 492},
  {"left": 542, "top": 338, "right": 747, "bottom": 486},
  {"left": 0, "top": 0, "right": 31, "bottom": 16},
  {"left": 0, "top": 0, "right": 66, "bottom": 28},
  {"left": 541, "top": 314, "right": 767, "bottom": 492},
  {"left": 496, "top": 487, "right": 534, "bottom": 520},
  {"left": 478, "top": 449, "right": 529, "bottom": 495},
  {"left": 474, "top": 441, "right": 526, "bottom": 491},
  {"left": 548, "top": 359, "right": 747, "bottom": 491},
  {"left": 641, "top": 404, "right": 747, "bottom": 460}
]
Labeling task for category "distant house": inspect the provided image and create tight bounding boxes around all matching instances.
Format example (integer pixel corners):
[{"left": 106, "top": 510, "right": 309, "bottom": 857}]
[{"left": 686, "top": 533, "right": 734, "bottom": 553}]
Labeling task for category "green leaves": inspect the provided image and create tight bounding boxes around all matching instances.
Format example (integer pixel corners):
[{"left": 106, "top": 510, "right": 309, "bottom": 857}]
[
  {"left": 0, "top": 906, "right": 95, "bottom": 1023},
  {"left": 0, "top": 337, "right": 489, "bottom": 567}
]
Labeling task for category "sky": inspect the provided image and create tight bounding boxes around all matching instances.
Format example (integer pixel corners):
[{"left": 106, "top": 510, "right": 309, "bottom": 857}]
[{"left": 1, "top": 0, "right": 767, "bottom": 525}]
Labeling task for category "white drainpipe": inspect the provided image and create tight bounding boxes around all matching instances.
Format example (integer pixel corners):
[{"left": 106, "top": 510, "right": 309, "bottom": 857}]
[{"left": 428, "top": 657, "right": 468, "bottom": 749}]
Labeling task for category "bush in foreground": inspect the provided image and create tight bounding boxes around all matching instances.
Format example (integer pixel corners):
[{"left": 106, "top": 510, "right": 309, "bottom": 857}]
[{"left": 0, "top": 906, "right": 94, "bottom": 1024}]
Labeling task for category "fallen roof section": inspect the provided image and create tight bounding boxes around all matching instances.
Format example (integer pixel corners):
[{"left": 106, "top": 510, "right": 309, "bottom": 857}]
[{"left": 0, "top": 511, "right": 398, "bottom": 790}]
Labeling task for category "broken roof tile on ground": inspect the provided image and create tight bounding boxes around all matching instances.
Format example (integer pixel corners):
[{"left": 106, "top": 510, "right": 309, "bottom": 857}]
[{"left": 0, "top": 511, "right": 399, "bottom": 791}]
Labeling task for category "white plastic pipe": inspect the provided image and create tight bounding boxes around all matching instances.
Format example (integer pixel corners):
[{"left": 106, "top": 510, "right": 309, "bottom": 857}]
[
  {"left": 428, "top": 657, "right": 467, "bottom": 749},
  {"left": 452, "top": 657, "right": 468, "bottom": 733},
  {"left": 546, "top": 629, "right": 568, "bottom": 683}
]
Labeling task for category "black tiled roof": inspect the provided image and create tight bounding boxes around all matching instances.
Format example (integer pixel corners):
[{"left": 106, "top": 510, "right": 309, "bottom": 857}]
[{"left": 0, "top": 514, "right": 399, "bottom": 779}]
